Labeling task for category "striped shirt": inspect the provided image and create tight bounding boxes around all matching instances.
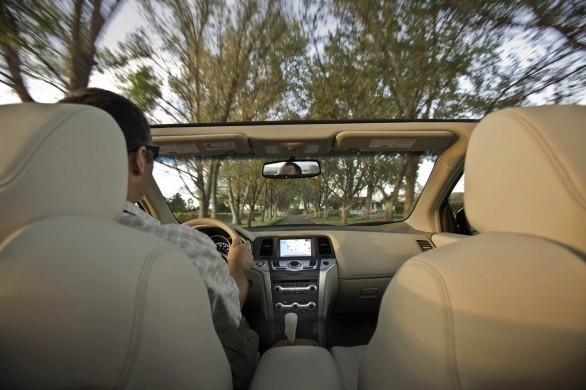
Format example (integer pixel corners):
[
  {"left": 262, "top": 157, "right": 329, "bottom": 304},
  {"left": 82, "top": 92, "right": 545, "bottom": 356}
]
[{"left": 118, "top": 202, "right": 241, "bottom": 329}]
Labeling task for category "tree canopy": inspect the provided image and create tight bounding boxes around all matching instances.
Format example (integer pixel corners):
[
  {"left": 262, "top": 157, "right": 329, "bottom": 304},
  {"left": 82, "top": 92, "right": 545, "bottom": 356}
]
[{"left": 1, "top": 0, "right": 584, "bottom": 224}]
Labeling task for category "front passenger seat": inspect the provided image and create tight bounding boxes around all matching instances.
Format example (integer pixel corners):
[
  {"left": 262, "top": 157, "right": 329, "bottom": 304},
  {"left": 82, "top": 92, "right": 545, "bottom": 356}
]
[
  {"left": 334, "top": 105, "right": 586, "bottom": 389},
  {"left": 359, "top": 105, "right": 586, "bottom": 388},
  {"left": 0, "top": 103, "right": 232, "bottom": 389}
]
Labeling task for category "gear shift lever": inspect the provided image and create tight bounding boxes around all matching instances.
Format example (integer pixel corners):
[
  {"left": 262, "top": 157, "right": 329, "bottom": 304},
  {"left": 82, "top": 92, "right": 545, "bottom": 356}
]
[{"left": 284, "top": 312, "right": 298, "bottom": 346}]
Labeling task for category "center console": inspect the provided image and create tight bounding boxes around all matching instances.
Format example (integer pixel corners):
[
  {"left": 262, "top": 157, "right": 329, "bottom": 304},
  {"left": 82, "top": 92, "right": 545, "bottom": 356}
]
[{"left": 249, "top": 236, "right": 338, "bottom": 348}]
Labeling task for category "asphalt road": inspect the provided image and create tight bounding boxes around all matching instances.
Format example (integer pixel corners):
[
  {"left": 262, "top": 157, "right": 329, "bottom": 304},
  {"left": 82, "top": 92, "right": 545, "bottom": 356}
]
[{"left": 271, "top": 214, "right": 317, "bottom": 225}]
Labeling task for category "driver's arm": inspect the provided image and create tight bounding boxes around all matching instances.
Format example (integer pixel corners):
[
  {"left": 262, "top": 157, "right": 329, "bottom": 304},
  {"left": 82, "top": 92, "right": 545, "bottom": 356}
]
[{"left": 227, "top": 241, "right": 253, "bottom": 308}]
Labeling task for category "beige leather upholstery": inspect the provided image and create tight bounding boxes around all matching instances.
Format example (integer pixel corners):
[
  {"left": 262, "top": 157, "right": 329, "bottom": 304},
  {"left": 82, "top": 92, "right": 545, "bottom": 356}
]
[
  {"left": 431, "top": 232, "right": 467, "bottom": 247},
  {"left": 251, "top": 346, "right": 344, "bottom": 390},
  {"left": 359, "top": 234, "right": 586, "bottom": 389},
  {"left": 465, "top": 105, "right": 586, "bottom": 253},
  {"left": 353, "top": 106, "right": 586, "bottom": 389},
  {"left": 0, "top": 103, "right": 127, "bottom": 240},
  {"left": 331, "top": 345, "right": 367, "bottom": 390},
  {"left": 0, "top": 104, "right": 231, "bottom": 389}
]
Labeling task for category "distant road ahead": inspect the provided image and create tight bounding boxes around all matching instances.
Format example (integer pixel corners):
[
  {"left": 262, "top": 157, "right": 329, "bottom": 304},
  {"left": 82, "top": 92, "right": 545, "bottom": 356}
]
[{"left": 271, "top": 215, "right": 317, "bottom": 225}]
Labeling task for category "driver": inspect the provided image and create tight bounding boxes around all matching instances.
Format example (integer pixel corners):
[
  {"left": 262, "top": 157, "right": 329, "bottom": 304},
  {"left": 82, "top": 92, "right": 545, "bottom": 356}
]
[
  {"left": 60, "top": 88, "right": 258, "bottom": 388},
  {"left": 277, "top": 161, "right": 302, "bottom": 175}
]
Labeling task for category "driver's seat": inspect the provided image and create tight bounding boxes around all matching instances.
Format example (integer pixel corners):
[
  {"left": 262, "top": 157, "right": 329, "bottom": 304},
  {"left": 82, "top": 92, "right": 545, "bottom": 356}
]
[{"left": 0, "top": 103, "right": 231, "bottom": 389}]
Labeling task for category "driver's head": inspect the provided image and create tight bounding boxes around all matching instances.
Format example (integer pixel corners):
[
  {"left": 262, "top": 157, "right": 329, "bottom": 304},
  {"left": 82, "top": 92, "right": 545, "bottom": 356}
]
[
  {"left": 277, "top": 162, "right": 302, "bottom": 175},
  {"left": 60, "top": 88, "right": 155, "bottom": 203}
]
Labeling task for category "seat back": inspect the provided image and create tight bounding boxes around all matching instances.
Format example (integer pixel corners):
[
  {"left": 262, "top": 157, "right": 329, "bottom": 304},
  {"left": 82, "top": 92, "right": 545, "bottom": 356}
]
[
  {"left": 0, "top": 104, "right": 231, "bottom": 389},
  {"left": 359, "top": 106, "right": 586, "bottom": 389}
]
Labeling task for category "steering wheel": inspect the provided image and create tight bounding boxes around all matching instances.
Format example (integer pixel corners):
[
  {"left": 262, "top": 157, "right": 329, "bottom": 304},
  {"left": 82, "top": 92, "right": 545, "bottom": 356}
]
[{"left": 182, "top": 218, "right": 242, "bottom": 245}]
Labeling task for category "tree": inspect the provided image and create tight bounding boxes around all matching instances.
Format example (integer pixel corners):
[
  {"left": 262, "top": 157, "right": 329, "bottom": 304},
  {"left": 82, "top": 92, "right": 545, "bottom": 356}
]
[
  {"left": 261, "top": 180, "right": 291, "bottom": 220},
  {"left": 238, "top": 159, "right": 266, "bottom": 228},
  {"left": 0, "top": 0, "right": 124, "bottom": 101},
  {"left": 443, "top": 0, "right": 585, "bottom": 112},
  {"left": 303, "top": 0, "right": 526, "bottom": 213},
  {"left": 379, "top": 154, "right": 408, "bottom": 221},
  {"left": 101, "top": 0, "right": 306, "bottom": 221},
  {"left": 326, "top": 156, "right": 366, "bottom": 224},
  {"left": 360, "top": 154, "right": 400, "bottom": 219},
  {"left": 116, "top": 65, "right": 162, "bottom": 113},
  {"left": 166, "top": 192, "right": 188, "bottom": 212},
  {"left": 220, "top": 157, "right": 248, "bottom": 225},
  {"left": 103, "top": 0, "right": 306, "bottom": 123},
  {"left": 158, "top": 157, "right": 220, "bottom": 218}
]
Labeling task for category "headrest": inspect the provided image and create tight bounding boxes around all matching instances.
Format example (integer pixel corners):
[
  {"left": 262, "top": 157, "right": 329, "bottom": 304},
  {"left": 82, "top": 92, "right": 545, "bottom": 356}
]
[
  {"left": 465, "top": 105, "right": 586, "bottom": 254},
  {"left": 0, "top": 103, "right": 127, "bottom": 241}
]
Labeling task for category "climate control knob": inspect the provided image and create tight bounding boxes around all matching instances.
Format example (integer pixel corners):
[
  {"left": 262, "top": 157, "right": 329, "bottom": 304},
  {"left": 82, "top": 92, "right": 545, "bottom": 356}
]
[{"left": 288, "top": 260, "right": 302, "bottom": 269}]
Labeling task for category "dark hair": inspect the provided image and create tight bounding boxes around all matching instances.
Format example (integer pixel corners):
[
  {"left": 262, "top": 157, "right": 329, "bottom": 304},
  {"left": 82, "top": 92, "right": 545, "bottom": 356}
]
[
  {"left": 278, "top": 162, "right": 302, "bottom": 175},
  {"left": 60, "top": 88, "right": 151, "bottom": 155}
]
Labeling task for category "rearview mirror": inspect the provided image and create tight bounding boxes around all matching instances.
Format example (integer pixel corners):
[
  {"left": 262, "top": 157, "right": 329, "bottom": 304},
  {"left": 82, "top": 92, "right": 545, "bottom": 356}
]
[{"left": 262, "top": 160, "right": 321, "bottom": 179}]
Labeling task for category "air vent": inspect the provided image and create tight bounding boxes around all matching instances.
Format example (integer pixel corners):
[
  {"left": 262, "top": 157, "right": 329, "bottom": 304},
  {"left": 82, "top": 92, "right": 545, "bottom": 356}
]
[
  {"left": 417, "top": 240, "right": 433, "bottom": 252},
  {"left": 317, "top": 237, "right": 333, "bottom": 256},
  {"left": 259, "top": 239, "right": 274, "bottom": 258}
]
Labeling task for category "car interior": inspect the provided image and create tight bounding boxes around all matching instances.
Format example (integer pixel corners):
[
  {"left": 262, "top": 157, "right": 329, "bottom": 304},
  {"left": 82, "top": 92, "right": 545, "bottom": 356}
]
[{"left": 0, "top": 103, "right": 585, "bottom": 389}]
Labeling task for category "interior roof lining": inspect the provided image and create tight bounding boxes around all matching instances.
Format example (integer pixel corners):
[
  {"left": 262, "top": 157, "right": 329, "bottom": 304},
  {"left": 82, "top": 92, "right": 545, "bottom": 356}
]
[{"left": 150, "top": 118, "right": 479, "bottom": 129}]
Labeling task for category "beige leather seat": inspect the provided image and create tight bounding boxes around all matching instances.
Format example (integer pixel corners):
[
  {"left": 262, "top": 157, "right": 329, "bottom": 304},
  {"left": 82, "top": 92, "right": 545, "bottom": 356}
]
[
  {"left": 335, "top": 105, "right": 586, "bottom": 389},
  {"left": 0, "top": 103, "right": 231, "bottom": 389}
]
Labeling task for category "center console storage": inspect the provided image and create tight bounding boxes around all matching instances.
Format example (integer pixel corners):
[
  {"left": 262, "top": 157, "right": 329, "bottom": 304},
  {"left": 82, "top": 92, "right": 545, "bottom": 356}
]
[
  {"left": 250, "top": 346, "right": 343, "bottom": 390},
  {"left": 249, "top": 236, "right": 338, "bottom": 349}
]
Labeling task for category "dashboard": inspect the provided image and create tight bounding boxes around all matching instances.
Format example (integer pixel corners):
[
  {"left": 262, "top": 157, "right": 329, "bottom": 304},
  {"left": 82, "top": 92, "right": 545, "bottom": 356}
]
[{"left": 194, "top": 224, "right": 434, "bottom": 350}]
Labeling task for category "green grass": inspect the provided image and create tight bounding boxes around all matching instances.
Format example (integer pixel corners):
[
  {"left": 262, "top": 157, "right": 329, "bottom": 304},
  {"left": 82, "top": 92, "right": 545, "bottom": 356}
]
[
  {"left": 310, "top": 214, "right": 389, "bottom": 225},
  {"left": 235, "top": 217, "right": 282, "bottom": 228},
  {"left": 173, "top": 212, "right": 394, "bottom": 228},
  {"left": 172, "top": 212, "right": 280, "bottom": 228}
]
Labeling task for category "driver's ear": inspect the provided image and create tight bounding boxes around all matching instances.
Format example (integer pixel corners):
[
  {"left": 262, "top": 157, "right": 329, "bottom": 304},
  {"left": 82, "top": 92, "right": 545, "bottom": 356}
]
[{"left": 128, "top": 147, "right": 147, "bottom": 176}]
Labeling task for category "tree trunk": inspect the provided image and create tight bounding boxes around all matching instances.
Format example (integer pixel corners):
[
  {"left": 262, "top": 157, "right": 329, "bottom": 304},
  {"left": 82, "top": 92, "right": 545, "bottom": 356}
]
[
  {"left": 384, "top": 197, "right": 395, "bottom": 221},
  {"left": 383, "top": 155, "right": 408, "bottom": 221},
  {"left": 199, "top": 196, "right": 210, "bottom": 218},
  {"left": 363, "top": 185, "right": 373, "bottom": 220},
  {"left": 210, "top": 160, "right": 220, "bottom": 218},
  {"left": 341, "top": 198, "right": 348, "bottom": 225},
  {"left": 227, "top": 186, "right": 241, "bottom": 224},
  {"left": 403, "top": 154, "right": 420, "bottom": 217},
  {"left": 246, "top": 203, "right": 255, "bottom": 228},
  {"left": 0, "top": 4, "right": 34, "bottom": 102}
]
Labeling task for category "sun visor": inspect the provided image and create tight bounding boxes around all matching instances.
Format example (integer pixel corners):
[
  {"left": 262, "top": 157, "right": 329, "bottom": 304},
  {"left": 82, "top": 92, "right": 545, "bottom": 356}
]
[
  {"left": 156, "top": 134, "right": 250, "bottom": 156},
  {"left": 250, "top": 138, "right": 334, "bottom": 156},
  {"left": 334, "top": 130, "right": 456, "bottom": 153}
]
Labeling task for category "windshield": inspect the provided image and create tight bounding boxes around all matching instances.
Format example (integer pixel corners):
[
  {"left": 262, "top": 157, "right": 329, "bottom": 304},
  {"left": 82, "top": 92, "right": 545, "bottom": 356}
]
[{"left": 154, "top": 151, "right": 436, "bottom": 228}]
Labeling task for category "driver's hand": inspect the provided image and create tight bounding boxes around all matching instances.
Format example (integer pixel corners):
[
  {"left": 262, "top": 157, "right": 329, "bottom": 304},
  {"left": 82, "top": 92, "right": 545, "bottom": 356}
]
[{"left": 227, "top": 240, "right": 253, "bottom": 273}]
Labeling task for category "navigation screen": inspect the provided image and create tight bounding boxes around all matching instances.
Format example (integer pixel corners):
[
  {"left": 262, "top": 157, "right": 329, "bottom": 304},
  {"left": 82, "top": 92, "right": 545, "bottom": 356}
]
[{"left": 279, "top": 239, "right": 312, "bottom": 257}]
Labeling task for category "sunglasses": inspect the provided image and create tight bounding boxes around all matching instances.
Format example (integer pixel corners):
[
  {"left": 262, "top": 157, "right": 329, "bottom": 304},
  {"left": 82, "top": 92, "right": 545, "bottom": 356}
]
[{"left": 128, "top": 145, "right": 160, "bottom": 160}]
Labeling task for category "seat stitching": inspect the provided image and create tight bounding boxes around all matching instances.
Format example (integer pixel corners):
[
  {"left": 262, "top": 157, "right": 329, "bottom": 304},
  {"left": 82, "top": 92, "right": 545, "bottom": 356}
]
[
  {"left": 0, "top": 107, "right": 98, "bottom": 189},
  {"left": 410, "top": 258, "right": 461, "bottom": 390},
  {"left": 500, "top": 109, "right": 585, "bottom": 209},
  {"left": 117, "top": 246, "right": 185, "bottom": 389}
]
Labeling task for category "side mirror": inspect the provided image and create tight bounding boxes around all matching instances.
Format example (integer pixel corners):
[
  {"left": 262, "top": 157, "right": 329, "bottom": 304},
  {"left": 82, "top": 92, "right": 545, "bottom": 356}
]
[
  {"left": 262, "top": 160, "right": 321, "bottom": 179},
  {"left": 454, "top": 207, "right": 473, "bottom": 235}
]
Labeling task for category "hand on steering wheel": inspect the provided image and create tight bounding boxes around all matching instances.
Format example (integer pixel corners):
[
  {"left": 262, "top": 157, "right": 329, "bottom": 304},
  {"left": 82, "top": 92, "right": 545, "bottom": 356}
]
[
  {"left": 182, "top": 218, "right": 242, "bottom": 244},
  {"left": 182, "top": 218, "right": 250, "bottom": 266}
]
